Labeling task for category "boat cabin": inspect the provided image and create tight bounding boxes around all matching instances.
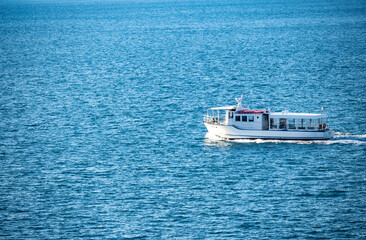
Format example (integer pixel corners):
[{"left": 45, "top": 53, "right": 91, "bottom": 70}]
[
  {"left": 268, "top": 112, "right": 328, "bottom": 131},
  {"left": 204, "top": 107, "right": 329, "bottom": 132}
]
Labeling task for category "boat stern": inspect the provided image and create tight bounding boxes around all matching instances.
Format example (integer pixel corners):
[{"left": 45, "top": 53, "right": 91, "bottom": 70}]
[{"left": 325, "top": 129, "right": 335, "bottom": 139}]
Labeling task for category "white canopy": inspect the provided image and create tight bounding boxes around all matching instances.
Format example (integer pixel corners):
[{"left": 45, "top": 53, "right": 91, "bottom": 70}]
[
  {"left": 209, "top": 105, "right": 236, "bottom": 110},
  {"left": 270, "top": 112, "right": 327, "bottom": 119}
]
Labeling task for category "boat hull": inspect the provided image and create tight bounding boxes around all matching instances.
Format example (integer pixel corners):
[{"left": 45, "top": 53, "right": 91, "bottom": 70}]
[{"left": 204, "top": 123, "right": 335, "bottom": 140}]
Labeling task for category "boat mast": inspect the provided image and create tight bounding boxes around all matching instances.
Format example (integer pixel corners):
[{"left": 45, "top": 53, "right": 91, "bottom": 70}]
[{"left": 235, "top": 94, "right": 248, "bottom": 111}]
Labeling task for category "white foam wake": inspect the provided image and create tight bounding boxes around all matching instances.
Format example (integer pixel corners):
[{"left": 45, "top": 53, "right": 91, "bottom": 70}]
[
  {"left": 205, "top": 132, "right": 366, "bottom": 145},
  {"left": 335, "top": 132, "right": 366, "bottom": 138}
]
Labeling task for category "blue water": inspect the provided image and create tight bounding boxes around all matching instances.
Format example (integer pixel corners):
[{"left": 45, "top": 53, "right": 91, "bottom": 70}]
[{"left": 1, "top": 0, "right": 366, "bottom": 238}]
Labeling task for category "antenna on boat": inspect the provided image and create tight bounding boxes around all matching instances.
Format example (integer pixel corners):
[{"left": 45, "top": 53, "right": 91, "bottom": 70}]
[
  {"left": 235, "top": 93, "right": 243, "bottom": 103},
  {"left": 235, "top": 93, "right": 246, "bottom": 111}
]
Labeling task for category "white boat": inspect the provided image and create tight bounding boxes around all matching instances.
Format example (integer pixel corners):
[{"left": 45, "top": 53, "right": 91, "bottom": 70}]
[{"left": 203, "top": 95, "right": 335, "bottom": 140}]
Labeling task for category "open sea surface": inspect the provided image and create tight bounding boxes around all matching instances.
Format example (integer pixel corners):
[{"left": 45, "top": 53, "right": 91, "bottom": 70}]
[{"left": 0, "top": 0, "right": 365, "bottom": 239}]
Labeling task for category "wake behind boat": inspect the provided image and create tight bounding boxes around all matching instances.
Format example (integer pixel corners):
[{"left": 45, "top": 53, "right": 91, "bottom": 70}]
[{"left": 203, "top": 96, "right": 335, "bottom": 140}]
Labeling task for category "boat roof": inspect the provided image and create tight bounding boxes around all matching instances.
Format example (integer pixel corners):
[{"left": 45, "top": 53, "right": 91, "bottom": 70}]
[
  {"left": 208, "top": 104, "right": 327, "bottom": 118},
  {"left": 209, "top": 105, "right": 236, "bottom": 110},
  {"left": 270, "top": 112, "right": 327, "bottom": 118},
  {"left": 237, "top": 109, "right": 266, "bottom": 114}
]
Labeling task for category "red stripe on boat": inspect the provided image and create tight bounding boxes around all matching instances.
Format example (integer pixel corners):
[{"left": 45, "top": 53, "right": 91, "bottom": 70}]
[{"left": 236, "top": 110, "right": 264, "bottom": 114}]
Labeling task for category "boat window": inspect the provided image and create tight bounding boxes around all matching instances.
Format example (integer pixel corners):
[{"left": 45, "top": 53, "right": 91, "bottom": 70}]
[
  {"left": 270, "top": 118, "right": 275, "bottom": 129},
  {"left": 298, "top": 119, "right": 305, "bottom": 129},
  {"left": 308, "top": 119, "right": 315, "bottom": 130},
  {"left": 304, "top": 119, "right": 310, "bottom": 129},
  {"left": 229, "top": 112, "right": 233, "bottom": 119},
  {"left": 279, "top": 118, "right": 287, "bottom": 129},
  {"left": 248, "top": 116, "right": 254, "bottom": 122},
  {"left": 318, "top": 119, "right": 322, "bottom": 129},
  {"left": 317, "top": 118, "right": 324, "bottom": 129},
  {"left": 235, "top": 115, "right": 240, "bottom": 122},
  {"left": 289, "top": 118, "right": 296, "bottom": 129},
  {"left": 270, "top": 118, "right": 278, "bottom": 129},
  {"left": 242, "top": 116, "right": 247, "bottom": 122}
]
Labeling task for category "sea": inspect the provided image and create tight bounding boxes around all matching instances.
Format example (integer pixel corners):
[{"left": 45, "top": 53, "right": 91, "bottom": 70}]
[{"left": 0, "top": 0, "right": 365, "bottom": 239}]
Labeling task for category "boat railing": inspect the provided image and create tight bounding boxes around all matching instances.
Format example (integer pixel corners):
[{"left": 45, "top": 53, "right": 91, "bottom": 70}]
[
  {"left": 203, "top": 114, "right": 225, "bottom": 125},
  {"left": 269, "top": 125, "right": 329, "bottom": 132}
]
